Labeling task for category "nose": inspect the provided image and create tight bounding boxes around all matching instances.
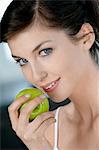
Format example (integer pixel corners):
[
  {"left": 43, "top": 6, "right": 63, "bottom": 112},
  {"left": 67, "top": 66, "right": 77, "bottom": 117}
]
[
  {"left": 39, "top": 71, "right": 48, "bottom": 82},
  {"left": 30, "top": 63, "right": 48, "bottom": 83}
]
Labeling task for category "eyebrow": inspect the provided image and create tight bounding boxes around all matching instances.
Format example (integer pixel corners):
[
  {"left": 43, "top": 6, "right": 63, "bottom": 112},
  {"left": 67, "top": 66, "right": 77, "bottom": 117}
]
[{"left": 12, "top": 40, "right": 52, "bottom": 58}]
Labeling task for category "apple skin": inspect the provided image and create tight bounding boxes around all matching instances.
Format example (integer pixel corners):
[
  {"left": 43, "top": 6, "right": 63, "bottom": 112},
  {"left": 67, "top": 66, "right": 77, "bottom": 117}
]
[{"left": 15, "top": 88, "right": 49, "bottom": 121}]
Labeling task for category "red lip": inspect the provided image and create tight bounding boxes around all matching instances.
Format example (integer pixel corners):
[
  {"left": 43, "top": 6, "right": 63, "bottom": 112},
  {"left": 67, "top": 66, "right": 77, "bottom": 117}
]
[{"left": 42, "top": 77, "right": 60, "bottom": 93}]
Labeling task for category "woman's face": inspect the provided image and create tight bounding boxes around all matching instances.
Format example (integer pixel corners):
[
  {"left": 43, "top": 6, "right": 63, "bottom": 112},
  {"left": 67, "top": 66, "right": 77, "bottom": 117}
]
[{"left": 8, "top": 24, "right": 87, "bottom": 102}]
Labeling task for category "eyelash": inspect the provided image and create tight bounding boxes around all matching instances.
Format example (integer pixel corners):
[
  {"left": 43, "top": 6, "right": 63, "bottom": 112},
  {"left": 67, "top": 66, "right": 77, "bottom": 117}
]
[
  {"left": 15, "top": 58, "right": 28, "bottom": 66},
  {"left": 15, "top": 48, "right": 53, "bottom": 66},
  {"left": 39, "top": 48, "right": 53, "bottom": 56}
]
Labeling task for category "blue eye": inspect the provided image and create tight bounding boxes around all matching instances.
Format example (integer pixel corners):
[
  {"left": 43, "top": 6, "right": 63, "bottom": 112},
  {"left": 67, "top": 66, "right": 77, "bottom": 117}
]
[
  {"left": 39, "top": 48, "right": 53, "bottom": 56},
  {"left": 16, "top": 58, "right": 28, "bottom": 66}
]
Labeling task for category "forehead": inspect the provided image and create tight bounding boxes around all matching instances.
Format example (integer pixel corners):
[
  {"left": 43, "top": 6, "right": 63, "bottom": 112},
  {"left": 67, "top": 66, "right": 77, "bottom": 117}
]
[{"left": 8, "top": 24, "right": 71, "bottom": 49}]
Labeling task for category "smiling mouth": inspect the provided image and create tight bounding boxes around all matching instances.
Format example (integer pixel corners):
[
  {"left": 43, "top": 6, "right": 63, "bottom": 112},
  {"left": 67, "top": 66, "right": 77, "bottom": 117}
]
[{"left": 42, "top": 77, "right": 61, "bottom": 93}]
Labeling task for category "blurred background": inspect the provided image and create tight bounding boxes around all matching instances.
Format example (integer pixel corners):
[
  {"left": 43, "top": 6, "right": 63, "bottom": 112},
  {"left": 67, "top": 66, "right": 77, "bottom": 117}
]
[{"left": 0, "top": 43, "right": 70, "bottom": 150}]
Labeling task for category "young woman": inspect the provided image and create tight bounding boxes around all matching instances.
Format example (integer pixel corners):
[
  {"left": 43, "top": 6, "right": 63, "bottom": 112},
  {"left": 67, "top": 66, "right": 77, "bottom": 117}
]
[{"left": 1, "top": 0, "right": 99, "bottom": 149}]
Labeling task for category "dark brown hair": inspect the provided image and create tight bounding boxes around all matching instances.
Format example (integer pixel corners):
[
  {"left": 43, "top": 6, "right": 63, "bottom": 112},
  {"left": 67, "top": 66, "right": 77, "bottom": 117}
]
[{"left": 1, "top": 0, "right": 99, "bottom": 64}]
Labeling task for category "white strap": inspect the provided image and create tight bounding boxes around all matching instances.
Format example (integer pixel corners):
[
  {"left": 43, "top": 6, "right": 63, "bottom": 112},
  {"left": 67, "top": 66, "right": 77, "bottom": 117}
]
[
  {"left": 0, "top": 0, "right": 13, "bottom": 22},
  {"left": 54, "top": 107, "right": 61, "bottom": 150}
]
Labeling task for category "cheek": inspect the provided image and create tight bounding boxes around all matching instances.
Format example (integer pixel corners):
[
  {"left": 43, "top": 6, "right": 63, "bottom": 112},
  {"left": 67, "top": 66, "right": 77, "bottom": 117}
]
[
  {"left": 63, "top": 56, "right": 86, "bottom": 83},
  {"left": 53, "top": 47, "right": 86, "bottom": 87},
  {"left": 50, "top": 54, "right": 86, "bottom": 101}
]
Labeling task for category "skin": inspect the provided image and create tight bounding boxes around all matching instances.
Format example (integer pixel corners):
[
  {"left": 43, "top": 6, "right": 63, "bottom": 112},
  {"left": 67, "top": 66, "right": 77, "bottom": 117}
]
[{"left": 8, "top": 22, "right": 99, "bottom": 150}]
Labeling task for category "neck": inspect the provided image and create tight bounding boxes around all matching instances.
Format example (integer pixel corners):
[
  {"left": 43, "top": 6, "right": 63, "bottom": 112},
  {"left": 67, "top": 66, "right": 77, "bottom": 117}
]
[{"left": 69, "top": 61, "right": 99, "bottom": 127}]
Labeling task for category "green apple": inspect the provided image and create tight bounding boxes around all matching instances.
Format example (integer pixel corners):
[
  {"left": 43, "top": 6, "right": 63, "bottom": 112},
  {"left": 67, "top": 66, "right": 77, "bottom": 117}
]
[{"left": 15, "top": 88, "right": 49, "bottom": 121}]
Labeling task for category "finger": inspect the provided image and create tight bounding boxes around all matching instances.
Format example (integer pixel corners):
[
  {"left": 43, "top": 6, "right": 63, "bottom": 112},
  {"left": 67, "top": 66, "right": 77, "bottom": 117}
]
[
  {"left": 16, "top": 95, "right": 46, "bottom": 135},
  {"left": 8, "top": 95, "right": 30, "bottom": 131},
  {"left": 23, "top": 112, "right": 55, "bottom": 140},
  {"left": 38, "top": 116, "right": 55, "bottom": 136},
  {"left": 24, "top": 117, "right": 55, "bottom": 141}
]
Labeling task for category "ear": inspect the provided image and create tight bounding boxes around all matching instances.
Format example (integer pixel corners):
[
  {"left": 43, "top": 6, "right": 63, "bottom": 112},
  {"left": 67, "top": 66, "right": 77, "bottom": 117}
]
[{"left": 77, "top": 23, "right": 95, "bottom": 50}]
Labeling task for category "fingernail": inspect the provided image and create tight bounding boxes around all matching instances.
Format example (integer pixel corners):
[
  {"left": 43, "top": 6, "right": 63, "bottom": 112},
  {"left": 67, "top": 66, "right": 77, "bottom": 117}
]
[
  {"left": 24, "top": 94, "right": 31, "bottom": 98},
  {"left": 39, "top": 94, "right": 46, "bottom": 99}
]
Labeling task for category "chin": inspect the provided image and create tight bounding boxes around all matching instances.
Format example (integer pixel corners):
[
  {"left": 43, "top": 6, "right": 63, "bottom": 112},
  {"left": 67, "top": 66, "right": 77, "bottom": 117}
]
[{"left": 49, "top": 94, "right": 69, "bottom": 103}]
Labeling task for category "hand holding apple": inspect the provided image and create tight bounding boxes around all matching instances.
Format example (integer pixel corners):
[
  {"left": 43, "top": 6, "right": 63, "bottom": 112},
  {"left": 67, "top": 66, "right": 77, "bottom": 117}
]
[{"left": 15, "top": 88, "right": 49, "bottom": 121}]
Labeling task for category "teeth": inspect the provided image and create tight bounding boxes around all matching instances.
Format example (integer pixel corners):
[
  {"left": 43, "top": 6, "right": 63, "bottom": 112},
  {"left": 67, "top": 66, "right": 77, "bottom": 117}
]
[{"left": 45, "top": 82, "right": 55, "bottom": 89}]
